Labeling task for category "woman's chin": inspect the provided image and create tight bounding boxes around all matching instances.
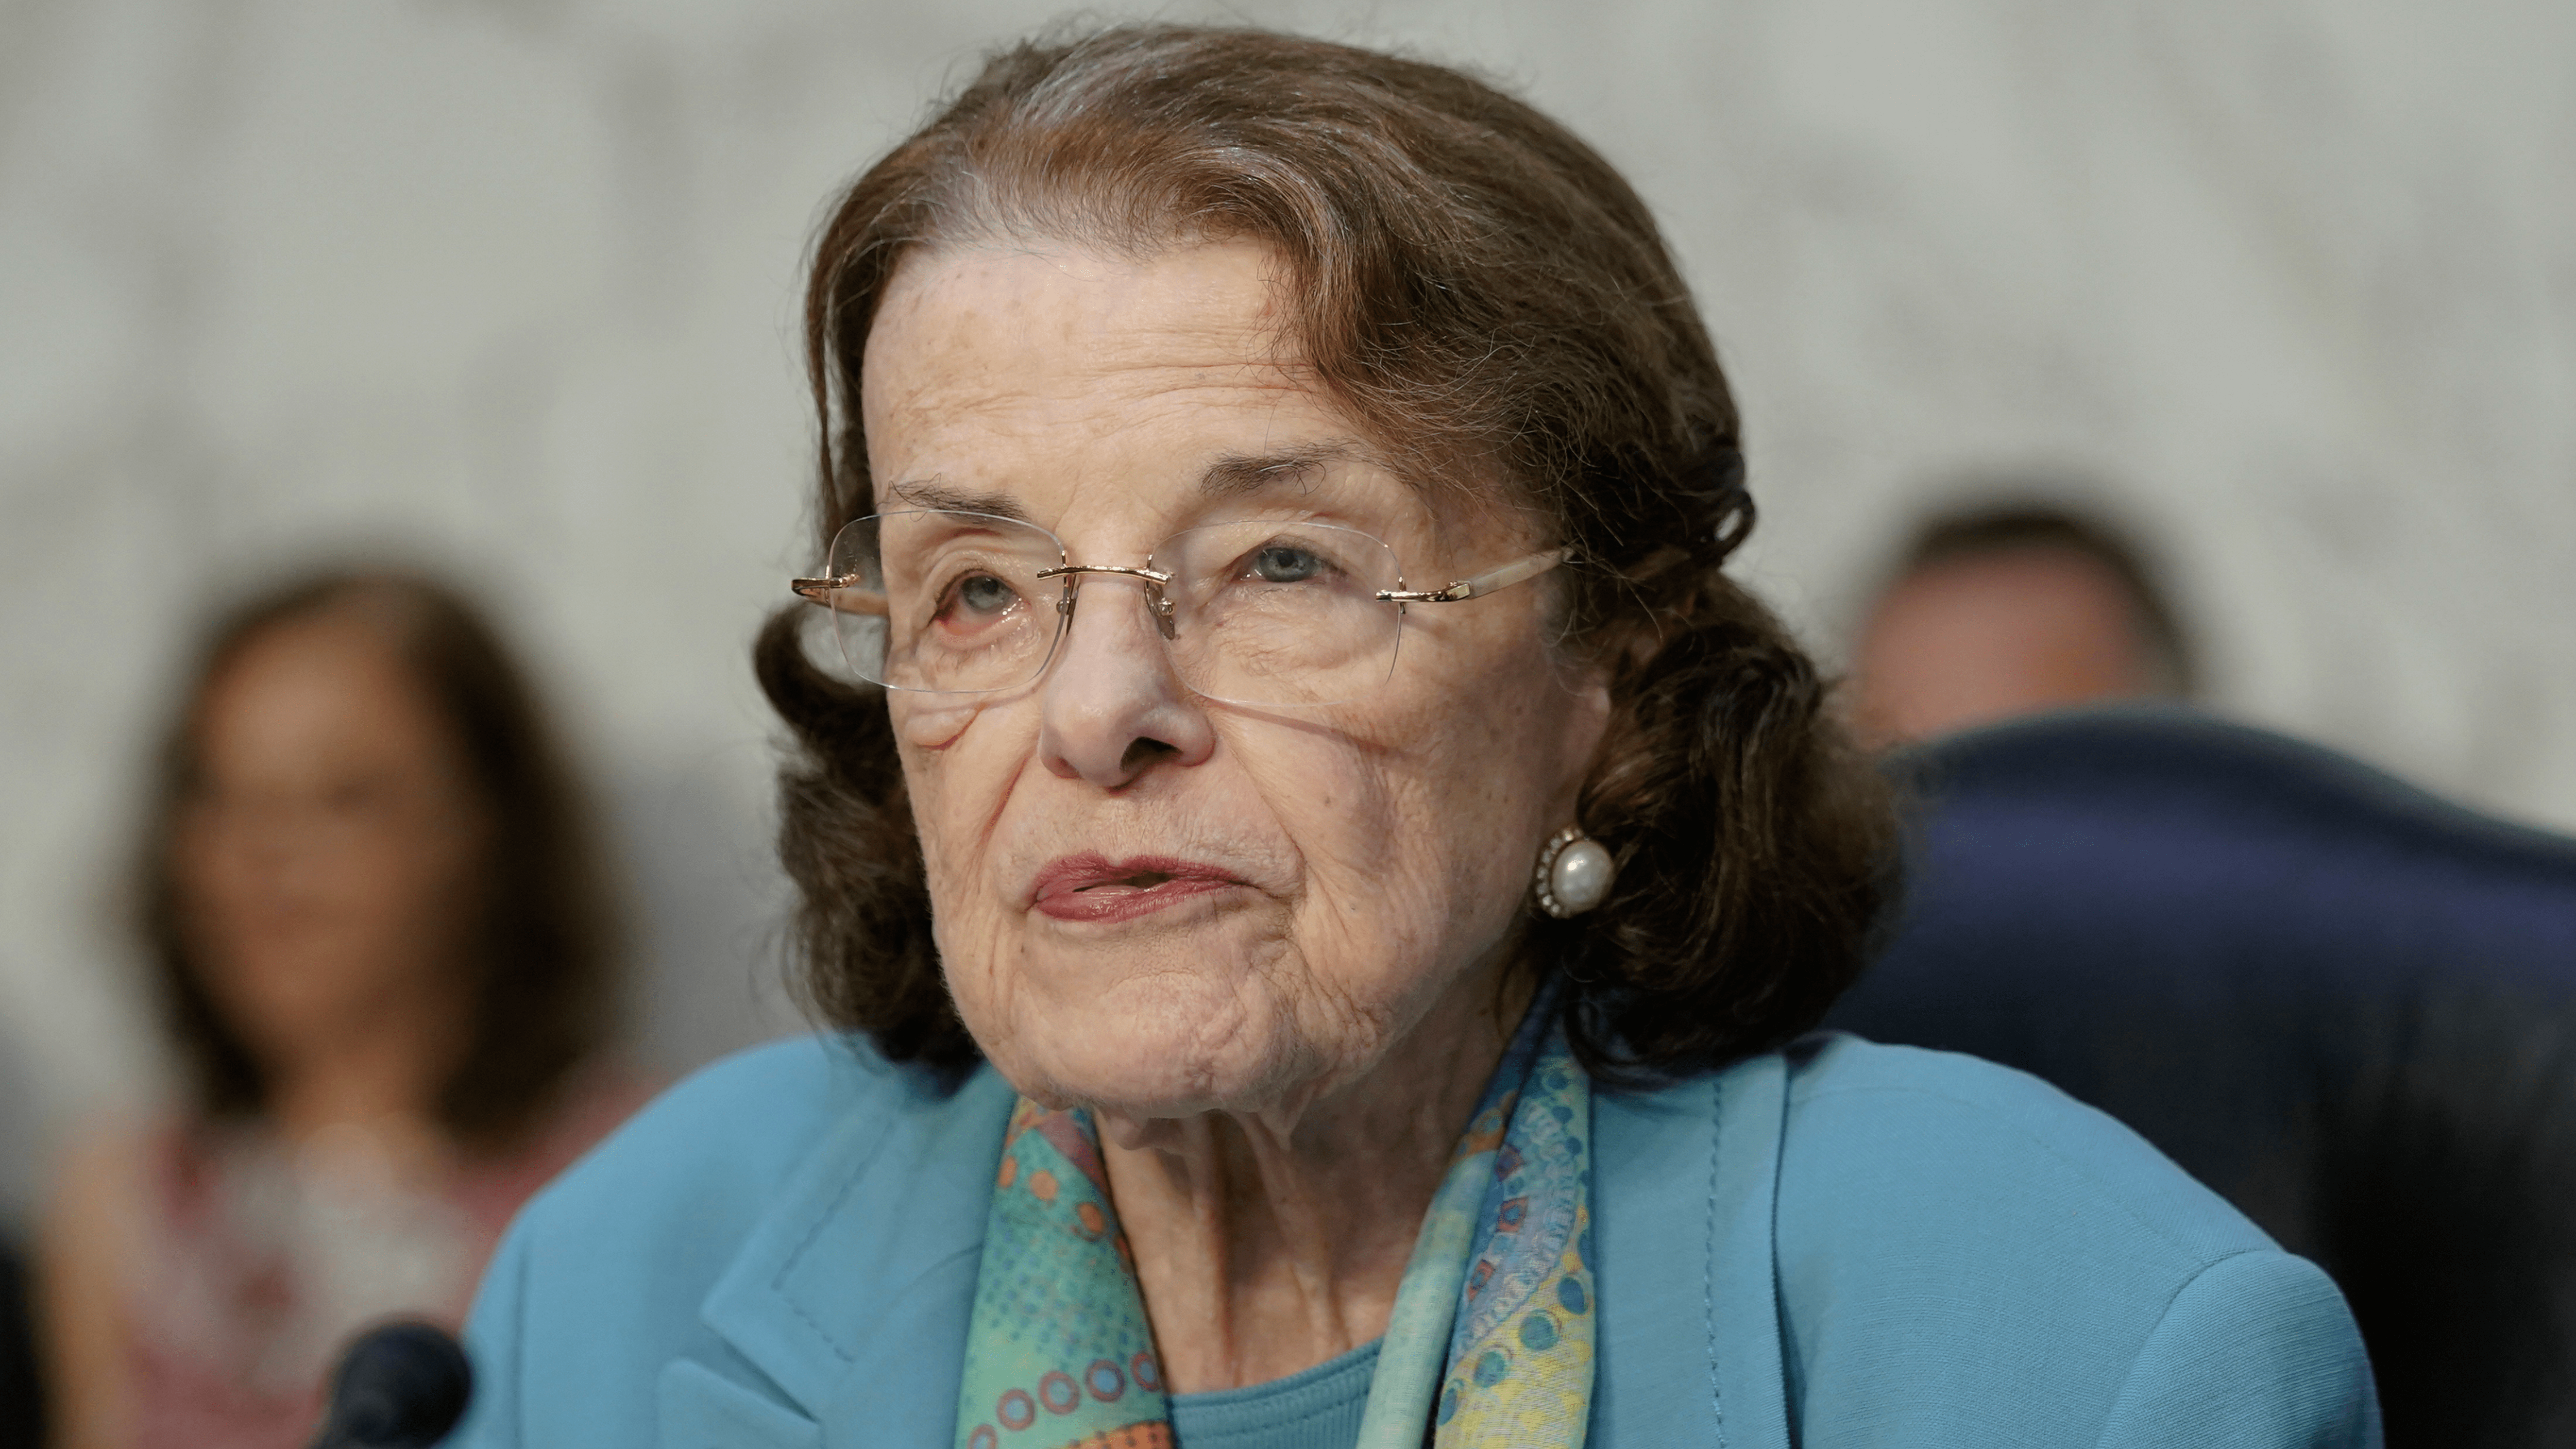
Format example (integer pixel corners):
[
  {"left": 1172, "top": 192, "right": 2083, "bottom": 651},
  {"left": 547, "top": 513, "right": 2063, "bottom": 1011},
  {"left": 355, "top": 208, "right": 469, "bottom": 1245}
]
[{"left": 995, "top": 994, "right": 1322, "bottom": 1126}]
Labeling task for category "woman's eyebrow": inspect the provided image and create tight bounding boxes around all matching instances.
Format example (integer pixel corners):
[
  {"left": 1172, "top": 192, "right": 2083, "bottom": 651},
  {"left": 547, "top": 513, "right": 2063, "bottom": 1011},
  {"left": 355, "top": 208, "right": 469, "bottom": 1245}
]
[
  {"left": 884, "top": 479, "right": 1030, "bottom": 520},
  {"left": 1198, "top": 442, "right": 1365, "bottom": 500}
]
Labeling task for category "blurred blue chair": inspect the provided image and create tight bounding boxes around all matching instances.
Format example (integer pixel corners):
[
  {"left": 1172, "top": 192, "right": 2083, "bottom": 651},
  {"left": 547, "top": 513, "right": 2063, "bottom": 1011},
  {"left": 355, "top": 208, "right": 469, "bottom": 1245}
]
[{"left": 1826, "top": 707, "right": 2576, "bottom": 1447}]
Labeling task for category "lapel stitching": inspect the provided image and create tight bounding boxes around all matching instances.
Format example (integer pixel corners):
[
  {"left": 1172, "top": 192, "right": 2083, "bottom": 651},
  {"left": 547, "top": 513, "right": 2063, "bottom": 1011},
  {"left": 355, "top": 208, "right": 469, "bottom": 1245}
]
[{"left": 1703, "top": 1073, "right": 1729, "bottom": 1449}]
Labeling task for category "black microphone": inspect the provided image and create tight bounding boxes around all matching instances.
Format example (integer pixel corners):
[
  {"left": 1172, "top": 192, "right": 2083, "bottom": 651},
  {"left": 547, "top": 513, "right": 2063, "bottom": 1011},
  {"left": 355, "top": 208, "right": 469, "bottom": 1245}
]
[{"left": 309, "top": 1320, "right": 474, "bottom": 1449}]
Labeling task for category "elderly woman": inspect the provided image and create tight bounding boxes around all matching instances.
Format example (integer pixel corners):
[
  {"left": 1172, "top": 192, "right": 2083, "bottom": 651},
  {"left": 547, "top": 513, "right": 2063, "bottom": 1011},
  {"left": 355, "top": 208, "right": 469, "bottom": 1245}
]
[{"left": 457, "top": 26, "right": 2374, "bottom": 1448}]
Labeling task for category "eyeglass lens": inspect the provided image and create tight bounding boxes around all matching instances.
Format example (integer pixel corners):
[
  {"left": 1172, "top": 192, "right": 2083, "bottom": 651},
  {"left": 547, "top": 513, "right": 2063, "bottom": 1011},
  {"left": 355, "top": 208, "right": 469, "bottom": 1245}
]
[{"left": 820, "top": 510, "right": 1409, "bottom": 706}]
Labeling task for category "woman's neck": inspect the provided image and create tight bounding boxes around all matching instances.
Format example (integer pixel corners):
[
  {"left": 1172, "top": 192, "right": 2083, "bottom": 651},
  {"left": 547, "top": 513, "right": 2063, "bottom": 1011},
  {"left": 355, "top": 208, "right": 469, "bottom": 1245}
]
[
  {"left": 265, "top": 980, "right": 472, "bottom": 1148},
  {"left": 1097, "top": 964, "right": 1534, "bottom": 1393}
]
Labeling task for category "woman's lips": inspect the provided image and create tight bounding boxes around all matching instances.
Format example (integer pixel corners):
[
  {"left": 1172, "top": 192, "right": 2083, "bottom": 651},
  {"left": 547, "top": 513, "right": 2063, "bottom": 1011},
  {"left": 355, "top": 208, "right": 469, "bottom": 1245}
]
[{"left": 1029, "top": 853, "right": 1249, "bottom": 924}]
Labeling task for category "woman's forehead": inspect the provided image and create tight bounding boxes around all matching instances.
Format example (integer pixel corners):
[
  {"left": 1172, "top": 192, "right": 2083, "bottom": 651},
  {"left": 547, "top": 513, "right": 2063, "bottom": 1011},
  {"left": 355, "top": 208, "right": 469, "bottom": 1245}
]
[
  {"left": 196, "top": 621, "right": 451, "bottom": 780},
  {"left": 863, "top": 241, "right": 1296, "bottom": 420},
  {"left": 860, "top": 245, "right": 1428, "bottom": 528}
]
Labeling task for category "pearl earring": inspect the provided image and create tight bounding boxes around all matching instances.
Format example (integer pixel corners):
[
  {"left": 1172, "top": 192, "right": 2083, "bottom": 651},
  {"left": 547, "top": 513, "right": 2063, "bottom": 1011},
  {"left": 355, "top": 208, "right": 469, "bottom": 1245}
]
[{"left": 1533, "top": 825, "right": 1615, "bottom": 918}]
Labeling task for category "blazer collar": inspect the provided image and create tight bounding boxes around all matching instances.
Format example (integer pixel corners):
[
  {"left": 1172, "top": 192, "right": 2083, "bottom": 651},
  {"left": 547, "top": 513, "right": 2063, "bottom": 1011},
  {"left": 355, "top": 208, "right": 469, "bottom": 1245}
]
[
  {"left": 698, "top": 1056, "right": 1018, "bottom": 1439},
  {"left": 1589, "top": 1050, "right": 1792, "bottom": 1449}
]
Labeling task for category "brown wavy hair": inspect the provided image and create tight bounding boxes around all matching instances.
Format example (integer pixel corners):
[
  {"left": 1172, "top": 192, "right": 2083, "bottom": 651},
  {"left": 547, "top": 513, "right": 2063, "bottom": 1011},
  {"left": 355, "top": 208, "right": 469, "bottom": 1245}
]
[
  {"left": 754, "top": 24, "right": 1896, "bottom": 1081},
  {"left": 138, "top": 570, "right": 619, "bottom": 1145}
]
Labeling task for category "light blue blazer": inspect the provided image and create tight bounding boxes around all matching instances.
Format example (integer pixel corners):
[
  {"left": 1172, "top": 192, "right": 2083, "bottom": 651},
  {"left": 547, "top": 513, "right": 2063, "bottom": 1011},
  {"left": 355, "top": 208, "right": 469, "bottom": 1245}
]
[{"left": 454, "top": 1033, "right": 2379, "bottom": 1447}]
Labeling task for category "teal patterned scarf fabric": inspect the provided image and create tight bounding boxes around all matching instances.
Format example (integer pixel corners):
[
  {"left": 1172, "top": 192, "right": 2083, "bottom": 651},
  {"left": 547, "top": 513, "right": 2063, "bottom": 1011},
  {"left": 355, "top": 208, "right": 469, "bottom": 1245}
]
[{"left": 953, "top": 992, "right": 1594, "bottom": 1449}]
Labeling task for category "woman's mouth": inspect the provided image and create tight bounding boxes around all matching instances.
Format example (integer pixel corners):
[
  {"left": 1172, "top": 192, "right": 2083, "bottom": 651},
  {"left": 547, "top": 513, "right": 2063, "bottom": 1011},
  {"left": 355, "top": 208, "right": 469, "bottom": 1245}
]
[{"left": 1029, "top": 853, "right": 1249, "bottom": 924}]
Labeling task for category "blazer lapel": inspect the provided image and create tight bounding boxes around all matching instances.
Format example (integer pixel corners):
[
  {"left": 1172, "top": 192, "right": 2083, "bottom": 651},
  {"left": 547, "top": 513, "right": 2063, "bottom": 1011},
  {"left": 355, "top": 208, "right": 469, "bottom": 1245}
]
[
  {"left": 660, "top": 1358, "right": 827, "bottom": 1448},
  {"left": 685, "top": 1060, "right": 1018, "bottom": 1447},
  {"left": 1590, "top": 1052, "right": 1792, "bottom": 1449}
]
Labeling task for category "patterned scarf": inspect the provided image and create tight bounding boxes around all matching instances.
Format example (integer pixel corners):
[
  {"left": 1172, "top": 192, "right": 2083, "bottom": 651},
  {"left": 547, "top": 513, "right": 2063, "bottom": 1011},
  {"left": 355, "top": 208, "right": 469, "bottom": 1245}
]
[{"left": 954, "top": 994, "right": 1594, "bottom": 1449}]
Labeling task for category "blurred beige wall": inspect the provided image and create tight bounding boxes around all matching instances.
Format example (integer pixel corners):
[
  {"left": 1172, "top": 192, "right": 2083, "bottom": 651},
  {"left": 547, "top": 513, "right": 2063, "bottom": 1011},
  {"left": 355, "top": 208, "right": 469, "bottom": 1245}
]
[{"left": 2, "top": 0, "right": 2571, "bottom": 1195}]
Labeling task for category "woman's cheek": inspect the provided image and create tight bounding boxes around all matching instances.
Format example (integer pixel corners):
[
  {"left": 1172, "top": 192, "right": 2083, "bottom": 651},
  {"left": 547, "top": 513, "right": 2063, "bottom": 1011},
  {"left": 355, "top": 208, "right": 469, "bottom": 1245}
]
[
  {"left": 895, "top": 696, "right": 984, "bottom": 749},
  {"left": 1235, "top": 729, "right": 1410, "bottom": 929},
  {"left": 906, "top": 709, "right": 1037, "bottom": 940}
]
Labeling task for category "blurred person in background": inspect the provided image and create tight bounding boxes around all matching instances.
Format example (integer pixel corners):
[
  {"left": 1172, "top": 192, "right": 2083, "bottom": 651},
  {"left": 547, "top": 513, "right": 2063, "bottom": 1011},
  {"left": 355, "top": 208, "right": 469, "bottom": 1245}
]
[
  {"left": 39, "top": 570, "right": 647, "bottom": 1449},
  {"left": 1846, "top": 501, "right": 2195, "bottom": 748}
]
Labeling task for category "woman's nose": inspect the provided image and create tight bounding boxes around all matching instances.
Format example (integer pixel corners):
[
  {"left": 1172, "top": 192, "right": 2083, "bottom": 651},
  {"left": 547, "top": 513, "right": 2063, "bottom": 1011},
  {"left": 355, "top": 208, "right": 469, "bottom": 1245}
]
[{"left": 1037, "top": 580, "right": 1215, "bottom": 789}]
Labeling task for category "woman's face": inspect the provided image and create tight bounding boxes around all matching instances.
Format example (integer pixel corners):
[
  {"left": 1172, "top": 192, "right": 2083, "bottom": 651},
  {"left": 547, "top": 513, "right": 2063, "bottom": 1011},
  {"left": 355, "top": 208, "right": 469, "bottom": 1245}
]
[
  {"left": 174, "top": 618, "right": 488, "bottom": 1070},
  {"left": 863, "top": 240, "right": 1609, "bottom": 1127}
]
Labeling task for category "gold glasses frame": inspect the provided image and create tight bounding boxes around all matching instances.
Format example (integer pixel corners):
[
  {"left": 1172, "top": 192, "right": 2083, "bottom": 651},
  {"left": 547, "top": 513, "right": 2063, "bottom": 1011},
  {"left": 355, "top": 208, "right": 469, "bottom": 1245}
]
[
  {"left": 788, "top": 510, "right": 1568, "bottom": 698},
  {"left": 790, "top": 542, "right": 1565, "bottom": 610}
]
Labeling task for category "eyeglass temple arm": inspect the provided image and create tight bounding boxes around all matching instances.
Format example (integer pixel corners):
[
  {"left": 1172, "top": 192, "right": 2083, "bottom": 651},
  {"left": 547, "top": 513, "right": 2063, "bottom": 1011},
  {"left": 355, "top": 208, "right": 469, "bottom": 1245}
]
[
  {"left": 789, "top": 575, "right": 891, "bottom": 615},
  {"left": 1376, "top": 548, "right": 1568, "bottom": 605}
]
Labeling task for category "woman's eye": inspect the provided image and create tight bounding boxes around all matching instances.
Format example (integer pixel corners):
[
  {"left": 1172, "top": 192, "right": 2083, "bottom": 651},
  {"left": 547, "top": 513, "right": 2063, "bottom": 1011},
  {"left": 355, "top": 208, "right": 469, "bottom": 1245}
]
[
  {"left": 952, "top": 573, "right": 1019, "bottom": 616},
  {"left": 1248, "top": 545, "right": 1325, "bottom": 584}
]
